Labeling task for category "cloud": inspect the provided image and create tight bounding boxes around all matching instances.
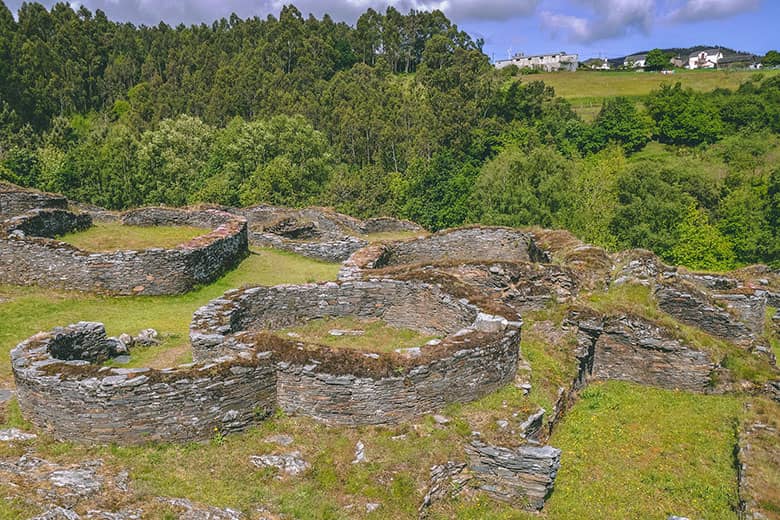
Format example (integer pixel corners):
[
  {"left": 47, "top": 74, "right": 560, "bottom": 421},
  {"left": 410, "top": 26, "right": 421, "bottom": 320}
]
[
  {"left": 5, "top": 0, "right": 539, "bottom": 25},
  {"left": 540, "top": 0, "right": 654, "bottom": 43},
  {"left": 667, "top": 0, "right": 761, "bottom": 23}
]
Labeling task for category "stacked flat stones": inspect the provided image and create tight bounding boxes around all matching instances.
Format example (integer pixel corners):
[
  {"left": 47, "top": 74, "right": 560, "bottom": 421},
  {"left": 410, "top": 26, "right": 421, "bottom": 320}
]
[
  {"left": 0, "top": 205, "right": 248, "bottom": 295},
  {"left": 12, "top": 280, "right": 520, "bottom": 443},
  {"left": 190, "top": 279, "right": 522, "bottom": 426}
]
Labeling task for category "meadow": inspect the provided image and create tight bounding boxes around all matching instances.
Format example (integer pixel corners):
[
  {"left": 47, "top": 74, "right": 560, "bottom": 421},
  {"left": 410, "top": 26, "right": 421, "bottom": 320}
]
[{"left": 530, "top": 68, "right": 780, "bottom": 120}]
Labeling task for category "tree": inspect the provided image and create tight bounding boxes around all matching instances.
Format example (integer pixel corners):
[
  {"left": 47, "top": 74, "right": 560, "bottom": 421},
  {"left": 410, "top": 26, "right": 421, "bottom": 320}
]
[
  {"left": 644, "top": 48, "right": 671, "bottom": 71},
  {"left": 592, "top": 97, "right": 654, "bottom": 152},
  {"left": 645, "top": 83, "right": 723, "bottom": 145},
  {"left": 136, "top": 115, "right": 215, "bottom": 206},
  {"left": 469, "top": 146, "right": 571, "bottom": 228},
  {"left": 610, "top": 162, "right": 696, "bottom": 255},
  {"left": 669, "top": 203, "right": 736, "bottom": 271},
  {"left": 762, "top": 50, "right": 780, "bottom": 67}
]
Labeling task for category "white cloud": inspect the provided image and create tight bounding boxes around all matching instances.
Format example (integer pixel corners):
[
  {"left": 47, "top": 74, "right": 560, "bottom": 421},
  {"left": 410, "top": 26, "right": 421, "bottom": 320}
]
[
  {"left": 541, "top": 0, "right": 654, "bottom": 43},
  {"left": 667, "top": 0, "right": 761, "bottom": 23},
  {"left": 4, "top": 0, "right": 539, "bottom": 25}
]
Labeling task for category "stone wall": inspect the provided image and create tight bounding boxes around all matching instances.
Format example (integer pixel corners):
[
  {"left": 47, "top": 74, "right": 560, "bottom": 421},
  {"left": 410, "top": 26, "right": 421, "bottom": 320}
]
[
  {"left": 358, "top": 261, "right": 578, "bottom": 314},
  {"left": 654, "top": 280, "right": 757, "bottom": 345},
  {"left": 344, "top": 227, "right": 546, "bottom": 271},
  {"left": 191, "top": 280, "right": 478, "bottom": 357},
  {"left": 11, "top": 322, "right": 276, "bottom": 445},
  {"left": 190, "top": 280, "right": 521, "bottom": 426},
  {"left": 594, "top": 315, "right": 716, "bottom": 392},
  {"left": 465, "top": 441, "right": 561, "bottom": 511},
  {"left": 0, "top": 183, "right": 68, "bottom": 221},
  {"left": 249, "top": 232, "right": 366, "bottom": 262},
  {"left": 274, "top": 328, "right": 519, "bottom": 425},
  {"left": 3, "top": 209, "right": 92, "bottom": 238},
  {"left": 0, "top": 207, "right": 248, "bottom": 295},
  {"left": 564, "top": 310, "right": 717, "bottom": 393},
  {"left": 13, "top": 281, "right": 520, "bottom": 442},
  {"left": 234, "top": 204, "right": 421, "bottom": 262}
]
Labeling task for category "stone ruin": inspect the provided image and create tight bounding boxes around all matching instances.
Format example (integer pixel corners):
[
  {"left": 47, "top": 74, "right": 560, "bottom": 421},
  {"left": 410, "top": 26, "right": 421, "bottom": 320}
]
[
  {"left": 4, "top": 184, "right": 780, "bottom": 515},
  {"left": 0, "top": 182, "right": 68, "bottom": 220},
  {"left": 12, "top": 280, "right": 519, "bottom": 443},
  {"left": 234, "top": 204, "right": 423, "bottom": 262},
  {"left": 0, "top": 201, "right": 249, "bottom": 295}
]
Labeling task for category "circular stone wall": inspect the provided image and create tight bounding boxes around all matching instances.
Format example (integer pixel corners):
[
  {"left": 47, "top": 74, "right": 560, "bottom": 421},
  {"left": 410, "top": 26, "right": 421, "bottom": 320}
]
[
  {"left": 12, "top": 281, "right": 520, "bottom": 443},
  {"left": 11, "top": 322, "right": 276, "bottom": 445},
  {"left": 190, "top": 279, "right": 521, "bottom": 425},
  {"left": 341, "top": 227, "right": 548, "bottom": 279},
  {"left": 237, "top": 204, "right": 422, "bottom": 262},
  {"left": 0, "top": 183, "right": 68, "bottom": 221},
  {"left": 0, "top": 206, "right": 248, "bottom": 295}
]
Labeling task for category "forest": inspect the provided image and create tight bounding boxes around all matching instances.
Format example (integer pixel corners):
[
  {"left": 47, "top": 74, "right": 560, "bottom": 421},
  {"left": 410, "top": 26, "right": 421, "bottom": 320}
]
[{"left": 0, "top": 1, "right": 778, "bottom": 270}]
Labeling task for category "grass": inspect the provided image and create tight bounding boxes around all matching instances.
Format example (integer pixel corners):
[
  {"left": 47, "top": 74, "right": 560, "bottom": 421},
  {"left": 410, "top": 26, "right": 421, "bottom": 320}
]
[
  {"left": 531, "top": 69, "right": 777, "bottom": 99},
  {"left": 0, "top": 248, "right": 340, "bottom": 382},
  {"left": 0, "top": 229, "right": 774, "bottom": 518},
  {"left": 278, "top": 316, "right": 438, "bottom": 353},
  {"left": 523, "top": 69, "right": 780, "bottom": 121},
  {"left": 59, "top": 222, "right": 209, "bottom": 251},
  {"left": 544, "top": 381, "right": 742, "bottom": 519}
]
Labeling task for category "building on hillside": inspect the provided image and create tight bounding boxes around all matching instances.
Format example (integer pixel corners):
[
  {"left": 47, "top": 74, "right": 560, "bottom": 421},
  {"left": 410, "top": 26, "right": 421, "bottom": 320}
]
[
  {"left": 494, "top": 51, "right": 578, "bottom": 72},
  {"left": 688, "top": 49, "right": 723, "bottom": 69},
  {"left": 670, "top": 55, "right": 685, "bottom": 68},
  {"left": 717, "top": 54, "right": 760, "bottom": 69},
  {"left": 582, "top": 58, "right": 610, "bottom": 70},
  {"left": 624, "top": 54, "right": 647, "bottom": 68}
]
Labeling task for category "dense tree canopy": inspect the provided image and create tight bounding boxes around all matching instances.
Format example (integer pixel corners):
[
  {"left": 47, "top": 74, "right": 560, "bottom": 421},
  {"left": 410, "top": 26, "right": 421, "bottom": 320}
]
[{"left": 0, "top": 2, "right": 778, "bottom": 269}]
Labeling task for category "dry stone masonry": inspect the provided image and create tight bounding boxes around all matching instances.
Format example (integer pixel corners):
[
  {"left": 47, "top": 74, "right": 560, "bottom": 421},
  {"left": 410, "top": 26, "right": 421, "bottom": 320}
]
[
  {"left": 11, "top": 322, "right": 277, "bottom": 445},
  {"left": 12, "top": 280, "right": 521, "bottom": 442},
  {"left": 0, "top": 206, "right": 248, "bottom": 295},
  {"left": 465, "top": 440, "right": 561, "bottom": 511},
  {"left": 190, "top": 279, "right": 522, "bottom": 425},
  {"left": 236, "top": 204, "right": 422, "bottom": 262},
  {"left": 0, "top": 183, "right": 68, "bottom": 221},
  {"left": 343, "top": 226, "right": 547, "bottom": 275}
]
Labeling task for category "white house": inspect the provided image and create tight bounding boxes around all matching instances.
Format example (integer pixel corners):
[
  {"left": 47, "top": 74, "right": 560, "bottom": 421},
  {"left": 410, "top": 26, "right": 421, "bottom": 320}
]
[
  {"left": 624, "top": 54, "right": 647, "bottom": 68},
  {"left": 688, "top": 49, "right": 723, "bottom": 69},
  {"left": 495, "top": 52, "right": 579, "bottom": 72}
]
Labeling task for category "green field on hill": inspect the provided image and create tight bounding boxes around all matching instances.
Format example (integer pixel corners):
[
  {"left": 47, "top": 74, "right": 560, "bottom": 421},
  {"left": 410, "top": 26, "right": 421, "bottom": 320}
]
[{"left": 529, "top": 69, "right": 779, "bottom": 120}]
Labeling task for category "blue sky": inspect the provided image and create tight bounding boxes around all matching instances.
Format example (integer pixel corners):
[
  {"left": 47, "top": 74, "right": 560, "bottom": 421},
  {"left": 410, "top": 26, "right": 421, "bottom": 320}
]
[{"left": 5, "top": 0, "right": 778, "bottom": 60}]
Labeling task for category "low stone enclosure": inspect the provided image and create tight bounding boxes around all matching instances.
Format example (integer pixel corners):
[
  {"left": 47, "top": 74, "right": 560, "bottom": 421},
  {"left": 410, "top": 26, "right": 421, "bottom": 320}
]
[
  {"left": 0, "top": 206, "right": 248, "bottom": 295},
  {"left": 12, "top": 280, "right": 520, "bottom": 444},
  {"left": 0, "top": 182, "right": 68, "bottom": 221},
  {"left": 235, "top": 204, "right": 423, "bottom": 262}
]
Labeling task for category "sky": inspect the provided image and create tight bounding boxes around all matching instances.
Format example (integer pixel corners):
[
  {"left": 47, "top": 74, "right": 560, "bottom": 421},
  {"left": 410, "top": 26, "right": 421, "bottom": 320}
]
[{"left": 4, "top": 0, "right": 778, "bottom": 61}]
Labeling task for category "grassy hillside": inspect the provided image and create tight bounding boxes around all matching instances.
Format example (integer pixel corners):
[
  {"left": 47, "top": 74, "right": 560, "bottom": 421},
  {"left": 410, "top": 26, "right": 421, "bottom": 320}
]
[{"left": 530, "top": 69, "right": 779, "bottom": 120}]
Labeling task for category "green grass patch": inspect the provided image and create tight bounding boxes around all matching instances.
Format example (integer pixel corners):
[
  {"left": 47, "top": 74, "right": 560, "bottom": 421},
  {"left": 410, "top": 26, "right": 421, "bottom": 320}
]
[
  {"left": 278, "top": 316, "right": 438, "bottom": 353},
  {"left": 59, "top": 222, "right": 209, "bottom": 251},
  {"left": 0, "top": 398, "right": 33, "bottom": 431},
  {"left": 546, "top": 381, "right": 742, "bottom": 519},
  {"left": 0, "top": 248, "right": 340, "bottom": 382},
  {"left": 531, "top": 69, "right": 778, "bottom": 101}
]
